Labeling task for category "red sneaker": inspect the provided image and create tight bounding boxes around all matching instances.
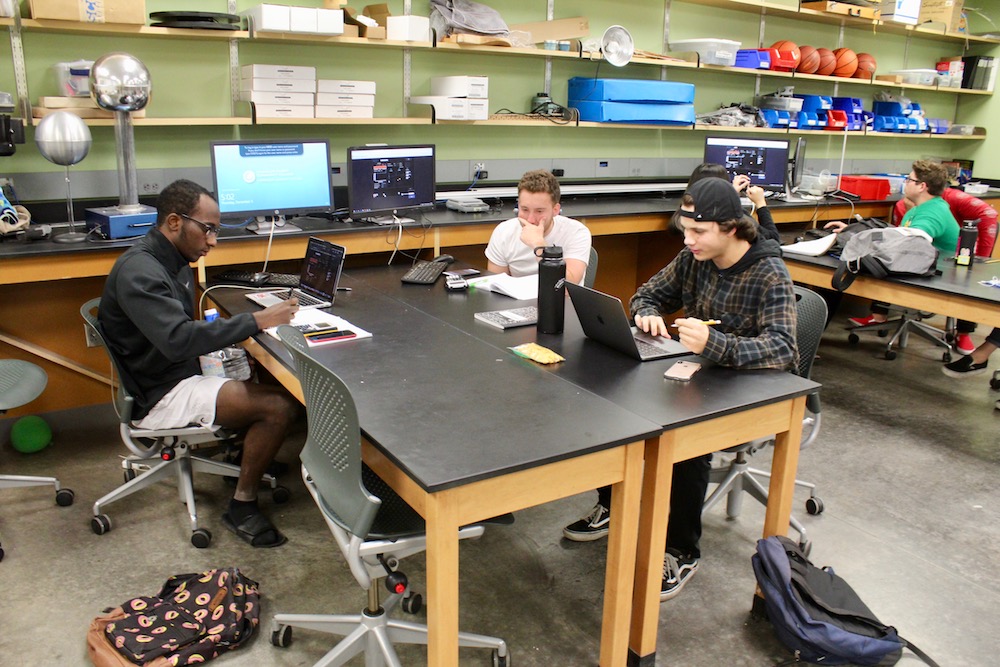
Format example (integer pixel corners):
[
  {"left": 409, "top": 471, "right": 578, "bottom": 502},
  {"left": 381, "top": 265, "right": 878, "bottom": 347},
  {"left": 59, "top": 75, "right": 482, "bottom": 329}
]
[
  {"left": 955, "top": 333, "right": 976, "bottom": 355},
  {"left": 848, "top": 315, "right": 881, "bottom": 327}
]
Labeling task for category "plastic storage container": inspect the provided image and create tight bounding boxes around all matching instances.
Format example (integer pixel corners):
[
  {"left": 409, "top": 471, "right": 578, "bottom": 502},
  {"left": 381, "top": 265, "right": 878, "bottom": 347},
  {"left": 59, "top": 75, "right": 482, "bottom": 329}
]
[
  {"left": 668, "top": 39, "right": 740, "bottom": 66},
  {"left": 839, "top": 176, "right": 891, "bottom": 200},
  {"left": 889, "top": 69, "right": 938, "bottom": 85},
  {"left": 55, "top": 60, "right": 94, "bottom": 97}
]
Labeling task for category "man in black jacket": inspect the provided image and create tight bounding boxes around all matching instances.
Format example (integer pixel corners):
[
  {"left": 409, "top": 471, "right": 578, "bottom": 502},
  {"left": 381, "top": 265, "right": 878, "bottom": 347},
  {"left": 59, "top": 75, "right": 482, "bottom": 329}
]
[{"left": 99, "top": 179, "right": 299, "bottom": 547}]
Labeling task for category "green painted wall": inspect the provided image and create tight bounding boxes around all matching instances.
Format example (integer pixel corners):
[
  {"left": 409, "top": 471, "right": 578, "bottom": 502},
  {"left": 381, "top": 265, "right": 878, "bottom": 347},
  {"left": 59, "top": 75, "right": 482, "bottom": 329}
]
[{"left": 2, "top": 0, "right": 997, "bottom": 180}]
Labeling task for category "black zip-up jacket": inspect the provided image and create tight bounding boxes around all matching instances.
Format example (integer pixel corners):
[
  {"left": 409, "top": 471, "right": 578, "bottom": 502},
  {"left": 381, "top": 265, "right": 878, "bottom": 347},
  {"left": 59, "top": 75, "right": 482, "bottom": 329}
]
[{"left": 98, "top": 227, "right": 258, "bottom": 418}]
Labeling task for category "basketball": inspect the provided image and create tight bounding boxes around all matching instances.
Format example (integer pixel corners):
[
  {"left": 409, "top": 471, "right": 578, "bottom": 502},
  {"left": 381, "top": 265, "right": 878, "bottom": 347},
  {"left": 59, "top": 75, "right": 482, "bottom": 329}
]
[
  {"left": 796, "top": 45, "right": 820, "bottom": 74},
  {"left": 832, "top": 47, "right": 858, "bottom": 78},
  {"left": 770, "top": 40, "right": 801, "bottom": 68},
  {"left": 815, "top": 47, "right": 836, "bottom": 76},
  {"left": 853, "top": 52, "right": 877, "bottom": 79}
]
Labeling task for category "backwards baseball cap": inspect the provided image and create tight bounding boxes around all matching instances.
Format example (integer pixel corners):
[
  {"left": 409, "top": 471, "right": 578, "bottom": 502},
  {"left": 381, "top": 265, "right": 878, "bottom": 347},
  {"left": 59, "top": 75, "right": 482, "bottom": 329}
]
[{"left": 678, "top": 177, "right": 743, "bottom": 223}]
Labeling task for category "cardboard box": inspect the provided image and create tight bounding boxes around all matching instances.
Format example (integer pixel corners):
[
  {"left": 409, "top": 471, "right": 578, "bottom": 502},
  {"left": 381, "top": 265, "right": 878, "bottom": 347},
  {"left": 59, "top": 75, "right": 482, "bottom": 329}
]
[
  {"left": 919, "top": 0, "right": 963, "bottom": 31},
  {"left": 315, "top": 105, "right": 374, "bottom": 118},
  {"left": 239, "top": 91, "right": 315, "bottom": 106},
  {"left": 361, "top": 3, "right": 388, "bottom": 38},
  {"left": 316, "top": 8, "right": 344, "bottom": 35},
  {"left": 316, "top": 92, "right": 374, "bottom": 106},
  {"left": 410, "top": 96, "right": 469, "bottom": 120},
  {"left": 467, "top": 98, "right": 489, "bottom": 120},
  {"left": 29, "top": 0, "right": 146, "bottom": 24},
  {"left": 318, "top": 79, "right": 376, "bottom": 94},
  {"left": 241, "top": 4, "right": 291, "bottom": 32},
  {"left": 880, "top": 0, "right": 921, "bottom": 25},
  {"left": 509, "top": 17, "right": 589, "bottom": 43},
  {"left": 801, "top": 1, "right": 880, "bottom": 19},
  {"left": 289, "top": 6, "right": 317, "bottom": 33},
  {"left": 386, "top": 15, "right": 430, "bottom": 41},
  {"left": 431, "top": 75, "right": 488, "bottom": 99},
  {"left": 241, "top": 64, "right": 316, "bottom": 81},
  {"left": 241, "top": 77, "right": 317, "bottom": 93},
  {"left": 253, "top": 104, "right": 315, "bottom": 119}
]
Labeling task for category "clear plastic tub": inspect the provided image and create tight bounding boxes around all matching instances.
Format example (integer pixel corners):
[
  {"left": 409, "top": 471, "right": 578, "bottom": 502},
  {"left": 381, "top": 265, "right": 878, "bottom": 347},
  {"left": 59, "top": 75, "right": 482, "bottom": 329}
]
[
  {"left": 55, "top": 60, "right": 94, "bottom": 97},
  {"left": 669, "top": 39, "right": 741, "bottom": 66},
  {"left": 890, "top": 69, "right": 938, "bottom": 85}
]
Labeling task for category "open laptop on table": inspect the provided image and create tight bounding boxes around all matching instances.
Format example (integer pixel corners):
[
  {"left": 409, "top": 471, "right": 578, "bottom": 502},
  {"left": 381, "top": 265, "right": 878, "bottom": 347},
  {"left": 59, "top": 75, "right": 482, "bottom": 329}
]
[
  {"left": 566, "top": 283, "right": 690, "bottom": 361},
  {"left": 246, "top": 237, "right": 345, "bottom": 310}
]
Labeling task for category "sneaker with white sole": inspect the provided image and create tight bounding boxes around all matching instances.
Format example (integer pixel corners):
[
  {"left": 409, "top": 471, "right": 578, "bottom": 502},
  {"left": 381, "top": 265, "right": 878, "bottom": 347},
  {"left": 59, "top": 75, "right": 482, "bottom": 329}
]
[
  {"left": 955, "top": 333, "right": 976, "bottom": 355},
  {"left": 660, "top": 548, "right": 699, "bottom": 601},
  {"left": 562, "top": 503, "right": 610, "bottom": 542},
  {"left": 942, "top": 355, "right": 989, "bottom": 378}
]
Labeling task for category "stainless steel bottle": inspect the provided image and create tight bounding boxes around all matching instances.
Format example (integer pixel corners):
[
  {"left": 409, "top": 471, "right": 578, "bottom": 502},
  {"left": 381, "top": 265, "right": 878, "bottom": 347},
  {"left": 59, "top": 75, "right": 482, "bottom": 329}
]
[{"left": 537, "top": 245, "right": 566, "bottom": 334}]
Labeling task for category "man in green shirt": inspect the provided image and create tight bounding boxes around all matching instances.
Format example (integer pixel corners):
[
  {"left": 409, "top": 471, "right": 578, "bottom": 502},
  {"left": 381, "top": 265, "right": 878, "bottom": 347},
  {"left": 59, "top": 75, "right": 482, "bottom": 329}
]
[{"left": 847, "top": 160, "right": 959, "bottom": 327}]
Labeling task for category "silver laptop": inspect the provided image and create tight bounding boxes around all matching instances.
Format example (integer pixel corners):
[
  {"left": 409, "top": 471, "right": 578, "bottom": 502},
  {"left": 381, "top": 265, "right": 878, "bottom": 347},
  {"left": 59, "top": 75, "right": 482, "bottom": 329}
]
[
  {"left": 246, "top": 238, "right": 345, "bottom": 310},
  {"left": 566, "top": 283, "right": 690, "bottom": 361}
]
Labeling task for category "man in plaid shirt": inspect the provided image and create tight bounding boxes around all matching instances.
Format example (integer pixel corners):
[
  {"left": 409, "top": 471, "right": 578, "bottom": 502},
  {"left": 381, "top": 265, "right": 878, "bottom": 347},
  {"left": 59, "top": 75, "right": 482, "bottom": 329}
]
[{"left": 563, "top": 177, "right": 798, "bottom": 601}]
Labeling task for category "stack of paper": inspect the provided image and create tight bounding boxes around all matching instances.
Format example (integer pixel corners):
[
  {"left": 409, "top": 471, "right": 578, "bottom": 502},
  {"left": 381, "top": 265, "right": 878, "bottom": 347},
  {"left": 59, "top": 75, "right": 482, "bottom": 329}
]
[
  {"left": 265, "top": 309, "right": 372, "bottom": 343},
  {"left": 467, "top": 273, "right": 538, "bottom": 300}
]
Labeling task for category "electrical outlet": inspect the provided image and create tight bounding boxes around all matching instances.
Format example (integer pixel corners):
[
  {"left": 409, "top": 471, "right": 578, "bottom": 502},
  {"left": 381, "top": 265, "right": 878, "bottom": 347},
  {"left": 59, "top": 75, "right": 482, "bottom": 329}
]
[
  {"left": 141, "top": 181, "right": 160, "bottom": 194},
  {"left": 84, "top": 324, "right": 102, "bottom": 348},
  {"left": 474, "top": 162, "right": 485, "bottom": 173},
  {"left": 472, "top": 162, "right": 487, "bottom": 180}
]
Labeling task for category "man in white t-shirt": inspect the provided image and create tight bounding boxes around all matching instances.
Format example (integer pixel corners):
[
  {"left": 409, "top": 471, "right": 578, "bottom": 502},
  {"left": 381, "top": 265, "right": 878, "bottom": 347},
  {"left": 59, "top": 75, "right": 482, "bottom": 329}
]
[{"left": 485, "top": 170, "right": 591, "bottom": 285}]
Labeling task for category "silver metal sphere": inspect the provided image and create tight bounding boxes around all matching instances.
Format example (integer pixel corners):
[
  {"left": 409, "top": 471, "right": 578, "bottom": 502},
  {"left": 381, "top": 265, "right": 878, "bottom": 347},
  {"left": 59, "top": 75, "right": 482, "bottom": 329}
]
[
  {"left": 90, "top": 52, "right": 151, "bottom": 112},
  {"left": 34, "top": 111, "right": 92, "bottom": 166}
]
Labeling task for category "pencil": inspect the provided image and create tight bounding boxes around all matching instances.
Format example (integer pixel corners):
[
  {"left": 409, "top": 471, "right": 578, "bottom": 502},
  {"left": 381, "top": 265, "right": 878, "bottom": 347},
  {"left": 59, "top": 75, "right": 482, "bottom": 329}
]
[{"left": 671, "top": 319, "right": 722, "bottom": 327}]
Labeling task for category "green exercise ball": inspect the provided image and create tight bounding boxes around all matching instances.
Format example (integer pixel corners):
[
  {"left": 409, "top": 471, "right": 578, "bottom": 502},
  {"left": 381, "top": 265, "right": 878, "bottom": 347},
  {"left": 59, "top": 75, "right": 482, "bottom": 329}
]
[{"left": 10, "top": 415, "right": 52, "bottom": 454}]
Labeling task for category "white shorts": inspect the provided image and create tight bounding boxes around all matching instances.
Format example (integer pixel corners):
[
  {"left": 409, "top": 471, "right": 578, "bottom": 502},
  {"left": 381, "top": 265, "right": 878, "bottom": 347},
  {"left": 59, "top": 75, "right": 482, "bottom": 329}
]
[{"left": 134, "top": 375, "right": 232, "bottom": 430}]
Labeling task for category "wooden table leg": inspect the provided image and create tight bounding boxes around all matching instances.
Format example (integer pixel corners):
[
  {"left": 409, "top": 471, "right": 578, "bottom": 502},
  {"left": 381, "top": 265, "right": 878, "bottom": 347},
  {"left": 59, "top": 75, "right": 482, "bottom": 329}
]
[
  {"left": 762, "top": 396, "right": 806, "bottom": 538},
  {"left": 425, "top": 490, "right": 461, "bottom": 667}
]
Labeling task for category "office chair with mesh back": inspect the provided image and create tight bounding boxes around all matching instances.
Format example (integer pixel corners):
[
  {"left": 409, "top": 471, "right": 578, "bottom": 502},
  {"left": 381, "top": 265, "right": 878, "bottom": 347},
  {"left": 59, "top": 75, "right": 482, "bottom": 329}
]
[
  {"left": 270, "top": 325, "right": 509, "bottom": 667},
  {"left": 584, "top": 246, "right": 599, "bottom": 289},
  {"left": 847, "top": 312, "right": 956, "bottom": 362},
  {"left": 0, "top": 359, "right": 74, "bottom": 561},
  {"left": 81, "top": 298, "right": 288, "bottom": 549},
  {"left": 703, "top": 286, "right": 826, "bottom": 555}
]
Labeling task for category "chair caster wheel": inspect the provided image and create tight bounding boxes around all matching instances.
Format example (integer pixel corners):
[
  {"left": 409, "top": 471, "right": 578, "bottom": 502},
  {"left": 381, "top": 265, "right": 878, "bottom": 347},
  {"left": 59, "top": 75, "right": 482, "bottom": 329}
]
[
  {"left": 92, "top": 514, "right": 112, "bottom": 535},
  {"left": 806, "top": 497, "right": 824, "bottom": 515},
  {"left": 191, "top": 528, "right": 212, "bottom": 549},
  {"left": 124, "top": 468, "right": 136, "bottom": 483},
  {"left": 877, "top": 329, "right": 888, "bottom": 338},
  {"left": 0, "top": 545, "right": 4, "bottom": 562},
  {"left": 847, "top": 333, "right": 859, "bottom": 345},
  {"left": 990, "top": 376, "right": 1000, "bottom": 391},
  {"left": 942, "top": 352, "right": 952, "bottom": 363},
  {"left": 492, "top": 649, "right": 510, "bottom": 667},
  {"left": 884, "top": 349, "right": 897, "bottom": 361},
  {"left": 799, "top": 540, "right": 812, "bottom": 557},
  {"left": 55, "top": 488, "right": 75, "bottom": 506},
  {"left": 401, "top": 592, "right": 423, "bottom": 614},
  {"left": 271, "top": 625, "right": 292, "bottom": 648},
  {"left": 272, "top": 485, "right": 291, "bottom": 504}
]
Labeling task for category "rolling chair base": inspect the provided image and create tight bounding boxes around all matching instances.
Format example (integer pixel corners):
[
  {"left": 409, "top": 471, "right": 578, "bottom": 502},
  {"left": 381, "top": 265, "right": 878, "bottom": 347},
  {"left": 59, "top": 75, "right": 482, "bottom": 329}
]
[
  {"left": 847, "top": 313, "right": 955, "bottom": 362},
  {"left": 0, "top": 475, "right": 74, "bottom": 562}
]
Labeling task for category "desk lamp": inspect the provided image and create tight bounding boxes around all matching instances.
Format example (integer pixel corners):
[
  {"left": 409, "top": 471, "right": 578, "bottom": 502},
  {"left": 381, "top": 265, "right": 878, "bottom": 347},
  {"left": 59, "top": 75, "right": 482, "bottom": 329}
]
[
  {"left": 34, "top": 110, "right": 91, "bottom": 243},
  {"left": 84, "top": 52, "right": 157, "bottom": 238}
]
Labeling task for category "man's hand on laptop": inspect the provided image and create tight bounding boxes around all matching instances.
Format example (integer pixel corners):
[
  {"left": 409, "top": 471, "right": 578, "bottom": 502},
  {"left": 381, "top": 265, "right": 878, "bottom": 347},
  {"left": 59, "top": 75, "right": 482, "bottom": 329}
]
[
  {"left": 672, "top": 317, "right": 709, "bottom": 355},
  {"left": 254, "top": 298, "right": 298, "bottom": 330},
  {"left": 634, "top": 314, "right": 670, "bottom": 338}
]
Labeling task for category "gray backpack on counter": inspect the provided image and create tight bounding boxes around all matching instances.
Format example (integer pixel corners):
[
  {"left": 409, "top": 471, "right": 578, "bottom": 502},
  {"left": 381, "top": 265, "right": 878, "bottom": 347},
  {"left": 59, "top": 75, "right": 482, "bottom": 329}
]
[{"left": 831, "top": 227, "right": 940, "bottom": 291}]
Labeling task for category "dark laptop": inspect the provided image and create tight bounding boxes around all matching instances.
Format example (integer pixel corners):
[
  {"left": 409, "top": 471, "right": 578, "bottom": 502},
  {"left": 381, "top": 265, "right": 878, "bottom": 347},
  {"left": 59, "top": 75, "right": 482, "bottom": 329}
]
[
  {"left": 246, "top": 237, "right": 345, "bottom": 310},
  {"left": 566, "top": 283, "right": 690, "bottom": 361}
]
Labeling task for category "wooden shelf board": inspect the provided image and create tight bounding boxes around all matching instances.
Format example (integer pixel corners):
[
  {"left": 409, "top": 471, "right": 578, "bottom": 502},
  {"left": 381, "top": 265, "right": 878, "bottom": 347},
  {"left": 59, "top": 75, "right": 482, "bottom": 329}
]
[
  {"left": 80, "top": 117, "right": 253, "bottom": 127},
  {"left": 253, "top": 117, "right": 431, "bottom": 126},
  {"left": 14, "top": 18, "right": 248, "bottom": 40}
]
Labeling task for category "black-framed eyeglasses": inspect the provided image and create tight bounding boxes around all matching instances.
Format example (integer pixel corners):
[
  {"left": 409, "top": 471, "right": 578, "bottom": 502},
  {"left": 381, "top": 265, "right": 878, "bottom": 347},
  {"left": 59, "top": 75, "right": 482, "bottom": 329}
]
[
  {"left": 905, "top": 177, "right": 922, "bottom": 184},
  {"left": 180, "top": 213, "right": 220, "bottom": 238}
]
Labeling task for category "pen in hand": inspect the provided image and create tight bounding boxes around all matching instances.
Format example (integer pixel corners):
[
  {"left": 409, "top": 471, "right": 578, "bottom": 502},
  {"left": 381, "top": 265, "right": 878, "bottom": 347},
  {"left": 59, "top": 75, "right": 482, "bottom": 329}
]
[{"left": 671, "top": 319, "right": 721, "bottom": 327}]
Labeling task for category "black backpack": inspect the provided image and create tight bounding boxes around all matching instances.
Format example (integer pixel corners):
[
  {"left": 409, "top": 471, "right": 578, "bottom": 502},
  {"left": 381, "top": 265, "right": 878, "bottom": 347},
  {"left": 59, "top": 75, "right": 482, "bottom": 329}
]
[{"left": 752, "top": 536, "right": 939, "bottom": 666}]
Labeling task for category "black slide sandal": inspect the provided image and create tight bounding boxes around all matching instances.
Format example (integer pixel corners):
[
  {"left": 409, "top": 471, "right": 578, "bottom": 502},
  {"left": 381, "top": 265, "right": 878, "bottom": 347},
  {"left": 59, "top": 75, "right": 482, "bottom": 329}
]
[{"left": 222, "top": 511, "right": 287, "bottom": 548}]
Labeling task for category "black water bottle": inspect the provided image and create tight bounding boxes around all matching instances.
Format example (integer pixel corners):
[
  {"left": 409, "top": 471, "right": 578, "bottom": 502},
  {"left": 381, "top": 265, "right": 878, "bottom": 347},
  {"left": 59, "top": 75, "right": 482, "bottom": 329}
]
[
  {"left": 537, "top": 245, "right": 566, "bottom": 334},
  {"left": 956, "top": 219, "right": 978, "bottom": 267}
]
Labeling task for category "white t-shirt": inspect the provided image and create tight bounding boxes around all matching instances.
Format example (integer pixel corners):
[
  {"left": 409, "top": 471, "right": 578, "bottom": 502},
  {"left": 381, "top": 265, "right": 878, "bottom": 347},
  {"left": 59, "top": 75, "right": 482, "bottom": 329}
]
[{"left": 484, "top": 215, "right": 592, "bottom": 282}]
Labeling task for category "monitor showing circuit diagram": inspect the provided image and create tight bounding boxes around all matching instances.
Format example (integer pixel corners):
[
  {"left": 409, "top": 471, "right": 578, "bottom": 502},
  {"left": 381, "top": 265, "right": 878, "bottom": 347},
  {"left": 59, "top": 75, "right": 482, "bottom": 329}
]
[
  {"left": 703, "top": 136, "right": 790, "bottom": 192},
  {"left": 347, "top": 144, "right": 436, "bottom": 223}
]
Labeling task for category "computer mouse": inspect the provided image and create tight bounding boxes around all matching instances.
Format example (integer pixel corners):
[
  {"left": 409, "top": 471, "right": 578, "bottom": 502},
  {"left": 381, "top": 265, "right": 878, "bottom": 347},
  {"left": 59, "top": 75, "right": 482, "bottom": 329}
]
[
  {"left": 432, "top": 254, "right": 456, "bottom": 264},
  {"left": 250, "top": 272, "right": 271, "bottom": 287}
]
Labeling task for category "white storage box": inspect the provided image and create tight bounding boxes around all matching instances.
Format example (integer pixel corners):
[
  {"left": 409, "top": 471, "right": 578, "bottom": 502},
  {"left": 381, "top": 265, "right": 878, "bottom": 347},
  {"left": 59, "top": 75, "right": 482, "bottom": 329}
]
[
  {"left": 315, "top": 105, "right": 375, "bottom": 119},
  {"left": 891, "top": 69, "right": 938, "bottom": 85},
  {"left": 316, "top": 92, "right": 375, "bottom": 106},
  {"left": 241, "top": 78, "right": 316, "bottom": 93},
  {"left": 668, "top": 39, "right": 740, "bottom": 66},
  {"left": 410, "top": 96, "right": 469, "bottom": 120},
  {"left": 318, "top": 79, "right": 376, "bottom": 95},
  {"left": 467, "top": 98, "right": 489, "bottom": 120},
  {"left": 253, "top": 104, "right": 315, "bottom": 119},
  {"left": 239, "top": 91, "right": 314, "bottom": 105},
  {"left": 241, "top": 4, "right": 290, "bottom": 32},
  {"left": 880, "top": 0, "right": 921, "bottom": 24},
  {"left": 241, "top": 64, "right": 316, "bottom": 80},
  {"left": 289, "top": 6, "right": 317, "bottom": 33},
  {"left": 386, "top": 15, "right": 431, "bottom": 41},
  {"left": 316, "top": 8, "right": 344, "bottom": 35},
  {"left": 430, "top": 75, "right": 488, "bottom": 99}
]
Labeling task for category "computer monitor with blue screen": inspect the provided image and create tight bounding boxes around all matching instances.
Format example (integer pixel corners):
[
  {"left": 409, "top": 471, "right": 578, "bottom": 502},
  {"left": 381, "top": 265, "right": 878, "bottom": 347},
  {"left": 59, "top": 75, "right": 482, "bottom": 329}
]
[
  {"left": 703, "top": 136, "right": 790, "bottom": 193},
  {"left": 210, "top": 139, "right": 333, "bottom": 233},
  {"left": 347, "top": 144, "right": 436, "bottom": 224}
]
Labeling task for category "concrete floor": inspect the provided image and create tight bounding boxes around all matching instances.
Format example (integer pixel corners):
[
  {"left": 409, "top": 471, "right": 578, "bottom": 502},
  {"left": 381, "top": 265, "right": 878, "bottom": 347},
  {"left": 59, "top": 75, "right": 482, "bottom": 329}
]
[{"left": 1, "top": 321, "right": 998, "bottom": 667}]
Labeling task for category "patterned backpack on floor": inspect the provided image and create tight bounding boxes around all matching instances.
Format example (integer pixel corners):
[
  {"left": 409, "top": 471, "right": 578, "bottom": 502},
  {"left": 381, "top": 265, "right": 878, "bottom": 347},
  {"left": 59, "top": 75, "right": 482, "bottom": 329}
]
[{"left": 87, "top": 568, "right": 260, "bottom": 666}]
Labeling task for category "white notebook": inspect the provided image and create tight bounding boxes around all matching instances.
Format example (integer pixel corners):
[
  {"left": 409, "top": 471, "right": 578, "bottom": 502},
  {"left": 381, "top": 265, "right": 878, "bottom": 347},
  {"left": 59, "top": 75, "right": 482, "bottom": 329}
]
[{"left": 467, "top": 273, "right": 539, "bottom": 300}]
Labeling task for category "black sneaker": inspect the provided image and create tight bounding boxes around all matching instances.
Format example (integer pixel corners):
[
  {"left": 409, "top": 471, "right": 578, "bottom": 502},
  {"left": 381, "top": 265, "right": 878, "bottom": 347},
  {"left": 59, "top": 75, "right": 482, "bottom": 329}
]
[
  {"left": 562, "top": 503, "right": 611, "bottom": 542},
  {"left": 942, "top": 355, "right": 989, "bottom": 378},
  {"left": 660, "top": 548, "right": 699, "bottom": 601}
]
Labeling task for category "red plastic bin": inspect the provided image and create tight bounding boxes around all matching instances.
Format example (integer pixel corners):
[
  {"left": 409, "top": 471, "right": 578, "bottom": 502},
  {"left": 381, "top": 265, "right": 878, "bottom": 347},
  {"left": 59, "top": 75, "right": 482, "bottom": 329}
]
[{"left": 838, "top": 175, "right": 891, "bottom": 200}]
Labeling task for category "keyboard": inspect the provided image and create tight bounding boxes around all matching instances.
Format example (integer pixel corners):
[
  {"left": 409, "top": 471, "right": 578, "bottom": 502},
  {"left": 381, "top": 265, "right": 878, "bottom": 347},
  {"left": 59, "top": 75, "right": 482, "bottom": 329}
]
[
  {"left": 401, "top": 260, "right": 448, "bottom": 285},
  {"left": 214, "top": 270, "right": 299, "bottom": 287}
]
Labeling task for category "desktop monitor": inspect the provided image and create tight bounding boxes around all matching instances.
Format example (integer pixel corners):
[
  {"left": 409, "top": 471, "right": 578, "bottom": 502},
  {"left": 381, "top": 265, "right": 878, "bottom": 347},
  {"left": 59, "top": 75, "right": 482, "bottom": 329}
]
[
  {"left": 347, "top": 144, "right": 436, "bottom": 224},
  {"left": 703, "top": 136, "right": 790, "bottom": 193},
  {"left": 786, "top": 136, "right": 810, "bottom": 201},
  {"left": 210, "top": 138, "right": 334, "bottom": 230}
]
